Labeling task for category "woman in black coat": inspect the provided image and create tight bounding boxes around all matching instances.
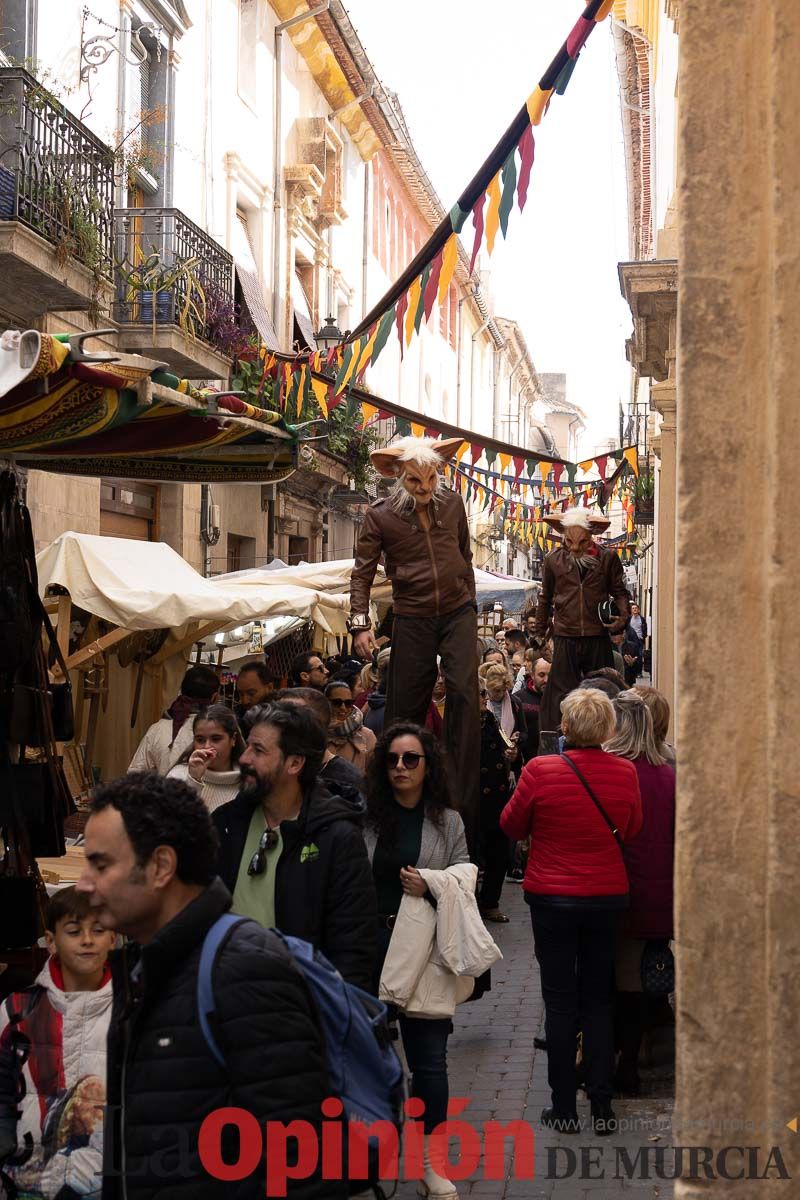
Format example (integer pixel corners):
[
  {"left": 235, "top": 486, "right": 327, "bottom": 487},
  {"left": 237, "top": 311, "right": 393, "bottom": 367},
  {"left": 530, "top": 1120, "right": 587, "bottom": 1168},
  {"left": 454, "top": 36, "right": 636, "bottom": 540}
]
[{"left": 477, "top": 686, "right": 517, "bottom": 922}]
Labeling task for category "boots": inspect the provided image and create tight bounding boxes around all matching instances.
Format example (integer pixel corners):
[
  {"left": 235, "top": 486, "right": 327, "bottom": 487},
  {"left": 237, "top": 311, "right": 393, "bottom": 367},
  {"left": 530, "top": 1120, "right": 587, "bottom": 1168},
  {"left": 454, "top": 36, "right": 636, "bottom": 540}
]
[{"left": 417, "top": 1140, "right": 459, "bottom": 1198}]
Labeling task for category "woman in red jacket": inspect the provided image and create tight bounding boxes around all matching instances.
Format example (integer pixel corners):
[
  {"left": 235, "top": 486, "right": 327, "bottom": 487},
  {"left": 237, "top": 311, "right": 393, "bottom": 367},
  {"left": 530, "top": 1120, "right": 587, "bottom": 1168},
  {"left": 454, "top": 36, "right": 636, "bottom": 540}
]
[
  {"left": 500, "top": 687, "right": 642, "bottom": 1135},
  {"left": 605, "top": 690, "right": 675, "bottom": 1095}
]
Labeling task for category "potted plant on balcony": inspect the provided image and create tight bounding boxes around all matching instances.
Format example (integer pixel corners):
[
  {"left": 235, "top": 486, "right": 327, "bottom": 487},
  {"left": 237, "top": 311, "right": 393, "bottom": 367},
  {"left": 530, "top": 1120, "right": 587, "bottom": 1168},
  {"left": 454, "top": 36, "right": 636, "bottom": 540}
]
[
  {"left": 117, "top": 248, "right": 207, "bottom": 341},
  {"left": 632, "top": 469, "right": 655, "bottom": 524}
]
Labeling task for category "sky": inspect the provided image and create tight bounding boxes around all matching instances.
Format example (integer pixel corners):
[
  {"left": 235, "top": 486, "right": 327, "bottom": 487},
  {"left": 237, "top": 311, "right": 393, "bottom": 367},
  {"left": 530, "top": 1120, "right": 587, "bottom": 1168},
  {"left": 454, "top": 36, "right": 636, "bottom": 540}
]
[{"left": 343, "top": 0, "right": 633, "bottom": 454}]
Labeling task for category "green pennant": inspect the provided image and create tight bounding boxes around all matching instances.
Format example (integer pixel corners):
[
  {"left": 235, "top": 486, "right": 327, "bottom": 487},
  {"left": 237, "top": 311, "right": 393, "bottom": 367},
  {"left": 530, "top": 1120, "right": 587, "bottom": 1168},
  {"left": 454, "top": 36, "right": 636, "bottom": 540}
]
[
  {"left": 526, "top": 457, "right": 540, "bottom": 477},
  {"left": 300, "top": 365, "right": 313, "bottom": 419},
  {"left": 498, "top": 151, "right": 517, "bottom": 238},
  {"left": 371, "top": 305, "right": 396, "bottom": 367},
  {"left": 286, "top": 370, "right": 301, "bottom": 421},
  {"left": 565, "top": 462, "right": 578, "bottom": 485},
  {"left": 414, "top": 265, "right": 431, "bottom": 334},
  {"left": 485, "top": 448, "right": 498, "bottom": 472},
  {"left": 395, "top": 416, "right": 412, "bottom": 438},
  {"left": 482, "top": 487, "right": 491, "bottom": 510},
  {"left": 449, "top": 203, "right": 468, "bottom": 233},
  {"left": 333, "top": 345, "right": 354, "bottom": 395}
]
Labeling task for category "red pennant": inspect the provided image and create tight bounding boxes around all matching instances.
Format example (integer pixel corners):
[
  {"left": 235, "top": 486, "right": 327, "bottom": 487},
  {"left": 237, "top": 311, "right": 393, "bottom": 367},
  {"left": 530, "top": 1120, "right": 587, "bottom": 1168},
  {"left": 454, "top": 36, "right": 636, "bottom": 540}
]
[
  {"left": 595, "top": 454, "right": 608, "bottom": 480},
  {"left": 395, "top": 292, "right": 408, "bottom": 358},
  {"left": 327, "top": 385, "right": 344, "bottom": 411},
  {"left": 423, "top": 247, "right": 444, "bottom": 321},
  {"left": 469, "top": 192, "right": 486, "bottom": 276},
  {"left": 517, "top": 125, "right": 535, "bottom": 211},
  {"left": 552, "top": 463, "right": 564, "bottom": 491},
  {"left": 425, "top": 426, "right": 440, "bottom": 439},
  {"left": 470, "top": 443, "right": 484, "bottom": 464},
  {"left": 378, "top": 408, "right": 392, "bottom": 420},
  {"left": 513, "top": 455, "right": 526, "bottom": 483},
  {"left": 567, "top": 15, "right": 593, "bottom": 58}
]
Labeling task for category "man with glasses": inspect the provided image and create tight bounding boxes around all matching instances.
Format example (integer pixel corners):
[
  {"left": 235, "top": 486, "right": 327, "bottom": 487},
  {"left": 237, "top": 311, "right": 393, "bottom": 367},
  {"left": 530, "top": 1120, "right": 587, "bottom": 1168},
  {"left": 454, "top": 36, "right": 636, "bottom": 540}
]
[
  {"left": 212, "top": 702, "right": 376, "bottom": 990},
  {"left": 290, "top": 652, "right": 329, "bottom": 691}
]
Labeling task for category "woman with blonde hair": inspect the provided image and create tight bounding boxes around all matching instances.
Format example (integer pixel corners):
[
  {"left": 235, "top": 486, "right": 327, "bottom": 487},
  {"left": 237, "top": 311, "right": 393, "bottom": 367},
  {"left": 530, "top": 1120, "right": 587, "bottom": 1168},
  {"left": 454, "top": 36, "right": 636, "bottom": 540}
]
[
  {"left": 478, "top": 662, "right": 528, "bottom": 764},
  {"left": 631, "top": 684, "right": 676, "bottom": 765},
  {"left": 501, "top": 687, "right": 643, "bottom": 1135},
  {"left": 605, "top": 690, "right": 676, "bottom": 1096}
]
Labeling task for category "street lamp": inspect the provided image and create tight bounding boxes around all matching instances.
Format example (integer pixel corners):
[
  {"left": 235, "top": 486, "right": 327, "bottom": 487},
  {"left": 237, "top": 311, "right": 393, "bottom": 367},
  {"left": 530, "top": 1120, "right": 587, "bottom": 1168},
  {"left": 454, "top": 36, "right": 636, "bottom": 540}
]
[{"left": 315, "top": 315, "right": 343, "bottom": 352}]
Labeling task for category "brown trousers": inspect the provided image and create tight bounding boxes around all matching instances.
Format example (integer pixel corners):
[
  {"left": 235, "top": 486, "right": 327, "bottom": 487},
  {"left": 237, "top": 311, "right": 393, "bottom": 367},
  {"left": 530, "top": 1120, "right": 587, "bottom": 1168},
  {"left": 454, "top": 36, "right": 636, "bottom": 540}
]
[
  {"left": 538, "top": 633, "right": 615, "bottom": 736},
  {"left": 385, "top": 604, "right": 480, "bottom": 837}
]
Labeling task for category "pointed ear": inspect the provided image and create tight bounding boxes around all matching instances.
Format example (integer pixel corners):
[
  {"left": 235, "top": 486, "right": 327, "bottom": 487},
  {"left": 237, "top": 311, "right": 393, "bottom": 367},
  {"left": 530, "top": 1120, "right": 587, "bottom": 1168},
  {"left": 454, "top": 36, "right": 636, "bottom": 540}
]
[
  {"left": 370, "top": 447, "right": 404, "bottom": 477},
  {"left": 432, "top": 438, "right": 465, "bottom": 465}
]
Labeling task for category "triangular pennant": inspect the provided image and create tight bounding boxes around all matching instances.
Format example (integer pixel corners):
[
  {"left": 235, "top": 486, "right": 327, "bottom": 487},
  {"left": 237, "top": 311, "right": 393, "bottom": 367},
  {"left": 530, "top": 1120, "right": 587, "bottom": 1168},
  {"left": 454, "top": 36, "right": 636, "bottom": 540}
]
[
  {"left": 498, "top": 452, "right": 512, "bottom": 476},
  {"left": 513, "top": 456, "right": 526, "bottom": 483},
  {"left": 485, "top": 448, "right": 498, "bottom": 472},
  {"left": 395, "top": 291, "right": 409, "bottom": 356},
  {"left": 411, "top": 422, "right": 425, "bottom": 439},
  {"left": 437, "top": 234, "right": 459, "bottom": 305},
  {"left": 414, "top": 264, "right": 431, "bottom": 334},
  {"left": 361, "top": 402, "right": 378, "bottom": 425},
  {"left": 470, "top": 443, "right": 484, "bottom": 464},
  {"left": 310, "top": 375, "right": 329, "bottom": 418},
  {"left": 455, "top": 442, "right": 470, "bottom": 464},
  {"left": 595, "top": 454, "right": 609, "bottom": 480},
  {"left": 423, "top": 249, "right": 444, "bottom": 321},
  {"left": 371, "top": 305, "right": 396, "bottom": 367},
  {"left": 552, "top": 463, "right": 564, "bottom": 491},
  {"left": 355, "top": 325, "right": 378, "bottom": 380},
  {"left": 498, "top": 151, "right": 517, "bottom": 238},
  {"left": 395, "top": 416, "right": 412, "bottom": 438},
  {"left": 405, "top": 277, "right": 423, "bottom": 345},
  {"left": 333, "top": 344, "right": 354, "bottom": 396},
  {"left": 517, "top": 124, "right": 535, "bottom": 211},
  {"left": 565, "top": 461, "right": 577, "bottom": 486},
  {"left": 623, "top": 446, "right": 640, "bottom": 476},
  {"left": 469, "top": 191, "right": 486, "bottom": 276},
  {"left": 538, "top": 460, "right": 552, "bottom": 484},
  {"left": 485, "top": 171, "right": 502, "bottom": 255},
  {"left": 578, "top": 458, "right": 594, "bottom": 473}
]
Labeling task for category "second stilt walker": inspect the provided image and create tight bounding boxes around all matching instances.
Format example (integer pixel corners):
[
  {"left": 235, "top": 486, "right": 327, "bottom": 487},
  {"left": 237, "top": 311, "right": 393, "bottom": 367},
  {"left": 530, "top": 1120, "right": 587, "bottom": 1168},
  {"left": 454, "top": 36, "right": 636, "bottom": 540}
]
[{"left": 348, "top": 436, "right": 480, "bottom": 828}]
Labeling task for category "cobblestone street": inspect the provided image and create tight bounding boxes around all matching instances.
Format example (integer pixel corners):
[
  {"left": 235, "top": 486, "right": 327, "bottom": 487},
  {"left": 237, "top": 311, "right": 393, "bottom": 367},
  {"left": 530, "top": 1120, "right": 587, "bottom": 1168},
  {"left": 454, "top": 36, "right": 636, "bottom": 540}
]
[{"left": 394, "top": 884, "right": 675, "bottom": 1199}]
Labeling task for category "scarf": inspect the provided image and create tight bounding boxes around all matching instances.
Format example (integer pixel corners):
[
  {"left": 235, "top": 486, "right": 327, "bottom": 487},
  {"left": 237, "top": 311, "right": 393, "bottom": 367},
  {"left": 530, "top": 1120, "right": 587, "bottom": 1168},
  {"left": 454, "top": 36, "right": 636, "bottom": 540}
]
[
  {"left": 328, "top": 705, "right": 365, "bottom": 748},
  {"left": 489, "top": 691, "right": 515, "bottom": 737},
  {"left": 166, "top": 694, "right": 201, "bottom": 742}
]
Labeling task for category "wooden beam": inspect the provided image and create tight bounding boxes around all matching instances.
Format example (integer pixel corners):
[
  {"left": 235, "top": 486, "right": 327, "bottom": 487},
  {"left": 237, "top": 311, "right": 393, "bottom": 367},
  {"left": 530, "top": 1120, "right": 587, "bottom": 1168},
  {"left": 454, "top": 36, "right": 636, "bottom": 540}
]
[
  {"left": 56, "top": 595, "right": 72, "bottom": 659},
  {"left": 149, "top": 620, "right": 222, "bottom": 666},
  {"left": 56, "top": 628, "right": 133, "bottom": 678}
]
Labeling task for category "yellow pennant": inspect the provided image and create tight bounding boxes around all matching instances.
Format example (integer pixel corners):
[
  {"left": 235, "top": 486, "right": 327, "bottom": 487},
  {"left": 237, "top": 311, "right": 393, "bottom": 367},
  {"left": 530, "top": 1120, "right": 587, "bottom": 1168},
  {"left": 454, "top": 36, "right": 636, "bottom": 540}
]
[
  {"left": 498, "top": 452, "right": 512, "bottom": 476},
  {"left": 411, "top": 422, "right": 426, "bottom": 439},
  {"left": 356, "top": 327, "right": 378, "bottom": 376},
  {"left": 623, "top": 446, "right": 640, "bottom": 476},
  {"left": 455, "top": 441, "right": 470, "bottom": 464},
  {"left": 361, "top": 402, "right": 378, "bottom": 425},
  {"left": 437, "top": 234, "right": 459, "bottom": 305},
  {"left": 485, "top": 172, "right": 502, "bottom": 255},
  {"left": 405, "top": 277, "right": 422, "bottom": 345},
  {"left": 578, "top": 458, "right": 594, "bottom": 473},
  {"left": 310, "top": 376, "right": 329, "bottom": 418},
  {"left": 538, "top": 460, "right": 552, "bottom": 484},
  {"left": 339, "top": 337, "right": 364, "bottom": 392},
  {"left": 526, "top": 86, "right": 554, "bottom": 127}
]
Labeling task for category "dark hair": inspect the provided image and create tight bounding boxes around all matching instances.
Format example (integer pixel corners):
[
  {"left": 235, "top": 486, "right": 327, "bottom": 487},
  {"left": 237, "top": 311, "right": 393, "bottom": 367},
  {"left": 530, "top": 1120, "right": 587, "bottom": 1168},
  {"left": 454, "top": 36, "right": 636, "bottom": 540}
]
[
  {"left": 249, "top": 701, "right": 325, "bottom": 788},
  {"left": 366, "top": 722, "right": 452, "bottom": 843},
  {"left": 237, "top": 661, "right": 275, "bottom": 686},
  {"left": 179, "top": 704, "right": 246, "bottom": 765},
  {"left": 89, "top": 773, "right": 219, "bottom": 885},
  {"left": 578, "top": 676, "right": 620, "bottom": 699},
  {"left": 585, "top": 667, "right": 627, "bottom": 691},
  {"left": 179, "top": 665, "right": 219, "bottom": 702},
  {"left": 504, "top": 629, "right": 528, "bottom": 649},
  {"left": 324, "top": 679, "right": 353, "bottom": 699},
  {"left": 290, "top": 652, "right": 322, "bottom": 686},
  {"left": 275, "top": 687, "right": 332, "bottom": 731},
  {"left": 45, "top": 886, "right": 94, "bottom": 932}
]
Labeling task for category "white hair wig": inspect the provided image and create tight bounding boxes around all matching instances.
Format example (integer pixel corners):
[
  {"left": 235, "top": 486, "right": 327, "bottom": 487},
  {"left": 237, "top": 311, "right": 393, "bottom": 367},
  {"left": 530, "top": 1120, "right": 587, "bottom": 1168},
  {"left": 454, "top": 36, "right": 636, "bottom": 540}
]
[
  {"left": 392, "top": 436, "right": 444, "bottom": 469},
  {"left": 560, "top": 508, "right": 593, "bottom": 531}
]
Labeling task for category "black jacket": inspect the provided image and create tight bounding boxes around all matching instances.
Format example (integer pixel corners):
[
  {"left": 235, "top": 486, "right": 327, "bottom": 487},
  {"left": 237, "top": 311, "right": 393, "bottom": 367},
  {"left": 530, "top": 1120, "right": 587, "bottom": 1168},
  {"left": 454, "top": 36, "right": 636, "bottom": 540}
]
[
  {"left": 213, "top": 780, "right": 377, "bottom": 991},
  {"left": 103, "top": 878, "right": 341, "bottom": 1200},
  {"left": 479, "top": 710, "right": 514, "bottom": 831}
]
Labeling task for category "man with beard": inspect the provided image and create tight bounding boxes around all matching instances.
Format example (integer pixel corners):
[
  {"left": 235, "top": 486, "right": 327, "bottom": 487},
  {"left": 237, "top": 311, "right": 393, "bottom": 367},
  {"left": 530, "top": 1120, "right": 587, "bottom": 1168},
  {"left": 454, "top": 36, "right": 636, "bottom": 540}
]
[
  {"left": 212, "top": 702, "right": 376, "bottom": 990},
  {"left": 533, "top": 508, "right": 630, "bottom": 745},
  {"left": 348, "top": 435, "right": 480, "bottom": 830}
]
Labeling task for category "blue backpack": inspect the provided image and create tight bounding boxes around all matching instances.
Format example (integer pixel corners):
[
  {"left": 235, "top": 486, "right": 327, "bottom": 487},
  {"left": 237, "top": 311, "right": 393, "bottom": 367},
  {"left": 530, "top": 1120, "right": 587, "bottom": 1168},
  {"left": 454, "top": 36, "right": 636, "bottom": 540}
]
[{"left": 197, "top": 913, "right": 403, "bottom": 1130}]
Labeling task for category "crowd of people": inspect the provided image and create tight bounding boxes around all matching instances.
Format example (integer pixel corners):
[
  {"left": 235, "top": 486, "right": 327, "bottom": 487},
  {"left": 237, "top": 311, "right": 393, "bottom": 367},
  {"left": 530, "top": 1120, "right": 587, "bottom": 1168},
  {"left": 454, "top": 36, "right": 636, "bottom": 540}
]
[{"left": 0, "top": 593, "right": 673, "bottom": 1199}]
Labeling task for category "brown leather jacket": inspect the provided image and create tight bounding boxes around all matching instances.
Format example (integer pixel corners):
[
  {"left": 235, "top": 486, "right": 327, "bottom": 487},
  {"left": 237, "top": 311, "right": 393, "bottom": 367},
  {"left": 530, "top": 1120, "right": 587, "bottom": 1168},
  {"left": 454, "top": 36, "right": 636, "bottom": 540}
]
[
  {"left": 350, "top": 490, "right": 476, "bottom": 618},
  {"left": 534, "top": 546, "right": 630, "bottom": 639}
]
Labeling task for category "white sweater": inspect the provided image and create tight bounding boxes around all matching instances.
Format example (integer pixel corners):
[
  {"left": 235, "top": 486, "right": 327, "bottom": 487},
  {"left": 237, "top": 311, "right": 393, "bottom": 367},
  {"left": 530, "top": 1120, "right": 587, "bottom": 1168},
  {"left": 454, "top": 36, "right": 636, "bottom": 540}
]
[{"left": 166, "top": 762, "right": 242, "bottom": 812}]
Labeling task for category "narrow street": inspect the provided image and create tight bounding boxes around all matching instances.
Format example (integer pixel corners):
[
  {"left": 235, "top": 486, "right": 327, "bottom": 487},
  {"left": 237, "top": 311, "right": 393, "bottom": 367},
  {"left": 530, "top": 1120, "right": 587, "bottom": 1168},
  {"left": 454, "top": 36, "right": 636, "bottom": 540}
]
[{"left": 394, "top": 883, "right": 674, "bottom": 1199}]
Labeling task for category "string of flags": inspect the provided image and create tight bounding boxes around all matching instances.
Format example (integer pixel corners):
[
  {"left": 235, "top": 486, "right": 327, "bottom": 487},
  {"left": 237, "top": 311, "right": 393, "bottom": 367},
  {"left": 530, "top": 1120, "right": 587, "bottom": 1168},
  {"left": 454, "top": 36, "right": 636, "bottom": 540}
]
[{"left": 250, "top": 0, "right": 615, "bottom": 404}]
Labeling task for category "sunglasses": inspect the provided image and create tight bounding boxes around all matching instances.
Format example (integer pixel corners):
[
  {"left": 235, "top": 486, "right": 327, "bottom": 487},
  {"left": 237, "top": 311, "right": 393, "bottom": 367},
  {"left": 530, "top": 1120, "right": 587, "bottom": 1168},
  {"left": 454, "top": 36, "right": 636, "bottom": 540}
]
[
  {"left": 247, "top": 827, "right": 279, "bottom": 876},
  {"left": 387, "top": 751, "right": 425, "bottom": 770},
  {"left": 329, "top": 697, "right": 352, "bottom": 708}
]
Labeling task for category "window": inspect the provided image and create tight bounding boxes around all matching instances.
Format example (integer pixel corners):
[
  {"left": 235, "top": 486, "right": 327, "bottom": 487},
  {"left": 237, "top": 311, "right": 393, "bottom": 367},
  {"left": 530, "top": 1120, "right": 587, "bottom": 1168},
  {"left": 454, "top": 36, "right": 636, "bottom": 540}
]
[
  {"left": 288, "top": 536, "right": 309, "bottom": 565},
  {"left": 127, "top": 21, "right": 169, "bottom": 204},
  {"left": 100, "top": 480, "right": 159, "bottom": 541}
]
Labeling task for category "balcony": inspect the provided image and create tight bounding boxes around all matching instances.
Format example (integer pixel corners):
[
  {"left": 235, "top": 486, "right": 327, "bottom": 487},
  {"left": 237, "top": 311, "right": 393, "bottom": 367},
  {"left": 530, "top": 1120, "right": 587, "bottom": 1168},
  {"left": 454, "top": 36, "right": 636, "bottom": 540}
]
[
  {"left": 114, "top": 207, "right": 234, "bottom": 379},
  {"left": 0, "top": 68, "right": 115, "bottom": 323}
]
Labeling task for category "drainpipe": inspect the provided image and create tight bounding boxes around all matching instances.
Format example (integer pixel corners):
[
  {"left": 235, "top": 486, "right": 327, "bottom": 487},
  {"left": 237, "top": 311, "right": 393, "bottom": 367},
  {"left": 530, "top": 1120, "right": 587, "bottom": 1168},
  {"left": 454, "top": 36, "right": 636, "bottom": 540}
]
[
  {"left": 115, "top": 2, "right": 130, "bottom": 211},
  {"left": 361, "top": 161, "right": 370, "bottom": 320},
  {"left": 272, "top": 1, "right": 331, "bottom": 337}
]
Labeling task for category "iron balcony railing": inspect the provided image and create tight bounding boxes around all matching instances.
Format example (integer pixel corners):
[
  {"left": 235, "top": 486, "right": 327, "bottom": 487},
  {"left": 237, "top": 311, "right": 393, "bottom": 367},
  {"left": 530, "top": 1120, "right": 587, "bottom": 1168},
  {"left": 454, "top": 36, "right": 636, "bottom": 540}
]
[
  {"left": 114, "top": 207, "right": 234, "bottom": 345},
  {"left": 0, "top": 68, "right": 114, "bottom": 277}
]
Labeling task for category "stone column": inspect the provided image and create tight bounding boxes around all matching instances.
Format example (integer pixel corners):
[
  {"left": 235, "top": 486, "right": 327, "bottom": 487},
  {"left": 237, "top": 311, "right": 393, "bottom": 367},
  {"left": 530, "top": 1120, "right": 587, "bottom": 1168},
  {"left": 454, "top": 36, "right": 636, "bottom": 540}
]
[
  {"left": 651, "top": 361, "right": 676, "bottom": 732},
  {"left": 675, "top": 0, "right": 800, "bottom": 1193}
]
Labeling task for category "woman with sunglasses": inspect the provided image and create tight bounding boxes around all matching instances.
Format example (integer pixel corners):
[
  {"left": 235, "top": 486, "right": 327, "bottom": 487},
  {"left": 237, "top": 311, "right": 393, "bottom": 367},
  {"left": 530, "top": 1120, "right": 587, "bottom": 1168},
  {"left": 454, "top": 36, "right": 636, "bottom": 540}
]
[
  {"left": 324, "top": 679, "right": 376, "bottom": 772},
  {"left": 364, "top": 723, "right": 469, "bottom": 1199},
  {"left": 167, "top": 704, "right": 245, "bottom": 813}
]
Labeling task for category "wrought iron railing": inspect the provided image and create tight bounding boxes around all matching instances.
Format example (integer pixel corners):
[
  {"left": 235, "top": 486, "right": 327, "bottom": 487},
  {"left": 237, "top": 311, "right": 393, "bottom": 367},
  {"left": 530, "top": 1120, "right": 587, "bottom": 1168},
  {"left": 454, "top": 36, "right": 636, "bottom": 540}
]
[
  {"left": 114, "top": 207, "right": 234, "bottom": 346},
  {"left": 0, "top": 68, "right": 114, "bottom": 278}
]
